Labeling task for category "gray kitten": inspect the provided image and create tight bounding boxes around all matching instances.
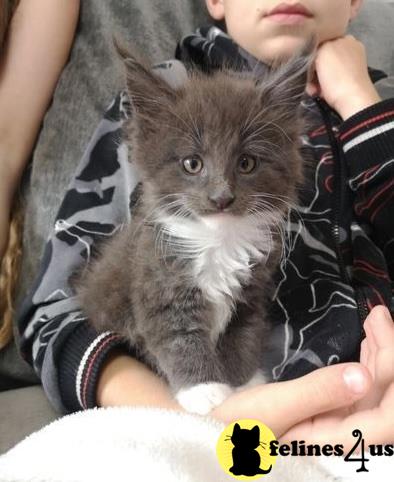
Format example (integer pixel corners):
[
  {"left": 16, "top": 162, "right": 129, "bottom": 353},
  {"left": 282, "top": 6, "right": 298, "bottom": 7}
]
[{"left": 75, "top": 45, "right": 311, "bottom": 415}]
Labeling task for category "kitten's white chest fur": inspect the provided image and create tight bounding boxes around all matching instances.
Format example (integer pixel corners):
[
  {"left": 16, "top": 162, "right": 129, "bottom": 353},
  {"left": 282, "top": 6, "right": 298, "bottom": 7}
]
[{"left": 157, "top": 212, "right": 274, "bottom": 343}]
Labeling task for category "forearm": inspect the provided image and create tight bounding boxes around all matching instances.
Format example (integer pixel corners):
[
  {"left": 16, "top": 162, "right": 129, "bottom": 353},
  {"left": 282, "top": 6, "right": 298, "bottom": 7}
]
[
  {"left": 0, "top": 161, "right": 17, "bottom": 259},
  {"left": 96, "top": 351, "right": 184, "bottom": 411},
  {"left": 0, "top": 0, "right": 80, "bottom": 181},
  {"left": 0, "top": 0, "right": 79, "bottom": 261},
  {"left": 337, "top": 86, "right": 381, "bottom": 121}
]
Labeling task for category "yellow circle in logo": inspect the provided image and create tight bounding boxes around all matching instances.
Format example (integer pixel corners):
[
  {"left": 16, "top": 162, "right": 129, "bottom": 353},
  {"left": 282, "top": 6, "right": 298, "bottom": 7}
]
[{"left": 216, "top": 419, "right": 278, "bottom": 480}]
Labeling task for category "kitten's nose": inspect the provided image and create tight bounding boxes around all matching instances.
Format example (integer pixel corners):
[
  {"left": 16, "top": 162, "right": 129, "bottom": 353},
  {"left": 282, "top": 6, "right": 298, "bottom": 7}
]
[{"left": 208, "top": 192, "right": 235, "bottom": 210}]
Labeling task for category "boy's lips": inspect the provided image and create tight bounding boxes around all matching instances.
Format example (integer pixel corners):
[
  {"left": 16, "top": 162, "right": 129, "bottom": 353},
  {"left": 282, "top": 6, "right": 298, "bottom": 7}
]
[
  {"left": 265, "top": 12, "right": 311, "bottom": 24},
  {"left": 266, "top": 2, "right": 313, "bottom": 17},
  {"left": 263, "top": 2, "right": 313, "bottom": 24}
]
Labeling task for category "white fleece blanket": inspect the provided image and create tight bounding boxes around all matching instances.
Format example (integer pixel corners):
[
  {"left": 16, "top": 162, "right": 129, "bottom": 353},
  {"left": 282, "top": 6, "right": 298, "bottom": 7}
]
[{"left": 0, "top": 407, "right": 390, "bottom": 482}]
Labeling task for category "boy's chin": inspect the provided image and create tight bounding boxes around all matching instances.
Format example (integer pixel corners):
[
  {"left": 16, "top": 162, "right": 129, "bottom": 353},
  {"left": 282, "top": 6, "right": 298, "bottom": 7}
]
[{"left": 257, "top": 35, "right": 314, "bottom": 63}]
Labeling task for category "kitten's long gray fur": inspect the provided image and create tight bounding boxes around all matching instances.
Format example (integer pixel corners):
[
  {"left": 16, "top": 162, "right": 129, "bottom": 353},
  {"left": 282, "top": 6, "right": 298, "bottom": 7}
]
[{"left": 75, "top": 42, "right": 313, "bottom": 415}]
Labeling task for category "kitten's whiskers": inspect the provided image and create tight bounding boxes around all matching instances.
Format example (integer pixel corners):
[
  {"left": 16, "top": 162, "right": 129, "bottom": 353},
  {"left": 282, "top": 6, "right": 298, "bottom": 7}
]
[
  {"left": 248, "top": 197, "right": 287, "bottom": 263},
  {"left": 249, "top": 193, "right": 304, "bottom": 265}
]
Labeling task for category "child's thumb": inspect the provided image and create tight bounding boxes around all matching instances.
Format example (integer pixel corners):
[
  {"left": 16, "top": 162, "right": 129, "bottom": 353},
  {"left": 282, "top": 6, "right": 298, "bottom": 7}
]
[{"left": 270, "top": 363, "right": 372, "bottom": 437}]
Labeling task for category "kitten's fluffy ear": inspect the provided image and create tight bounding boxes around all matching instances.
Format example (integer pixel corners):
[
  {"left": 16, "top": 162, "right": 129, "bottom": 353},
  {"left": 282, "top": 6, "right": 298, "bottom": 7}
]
[
  {"left": 113, "top": 37, "right": 177, "bottom": 119},
  {"left": 260, "top": 36, "right": 316, "bottom": 110}
]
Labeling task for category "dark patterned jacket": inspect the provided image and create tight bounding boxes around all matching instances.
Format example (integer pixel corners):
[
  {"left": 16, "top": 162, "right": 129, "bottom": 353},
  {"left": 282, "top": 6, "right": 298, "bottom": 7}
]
[{"left": 17, "top": 26, "right": 394, "bottom": 413}]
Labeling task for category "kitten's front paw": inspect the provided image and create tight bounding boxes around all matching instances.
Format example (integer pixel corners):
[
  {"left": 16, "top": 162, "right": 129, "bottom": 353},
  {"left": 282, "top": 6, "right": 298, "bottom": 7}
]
[{"left": 175, "top": 382, "right": 233, "bottom": 415}]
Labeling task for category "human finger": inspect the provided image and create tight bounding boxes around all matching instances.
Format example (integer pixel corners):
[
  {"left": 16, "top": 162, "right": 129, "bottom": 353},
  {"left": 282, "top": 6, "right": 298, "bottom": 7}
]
[
  {"left": 355, "top": 307, "right": 394, "bottom": 410},
  {"left": 363, "top": 317, "right": 377, "bottom": 380},
  {"left": 284, "top": 383, "right": 394, "bottom": 449},
  {"left": 363, "top": 306, "right": 394, "bottom": 407},
  {"left": 366, "top": 305, "right": 394, "bottom": 351},
  {"left": 306, "top": 68, "right": 320, "bottom": 97},
  {"left": 211, "top": 363, "right": 372, "bottom": 438},
  {"left": 359, "top": 337, "right": 369, "bottom": 368}
]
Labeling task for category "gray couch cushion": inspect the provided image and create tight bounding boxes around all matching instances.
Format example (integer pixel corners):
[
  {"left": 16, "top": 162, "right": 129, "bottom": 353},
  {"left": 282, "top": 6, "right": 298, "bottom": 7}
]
[{"left": 349, "top": 0, "right": 394, "bottom": 75}]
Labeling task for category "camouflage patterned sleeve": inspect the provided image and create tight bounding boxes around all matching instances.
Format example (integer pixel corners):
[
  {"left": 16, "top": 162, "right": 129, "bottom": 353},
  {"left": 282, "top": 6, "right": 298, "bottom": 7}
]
[{"left": 16, "top": 92, "right": 142, "bottom": 413}]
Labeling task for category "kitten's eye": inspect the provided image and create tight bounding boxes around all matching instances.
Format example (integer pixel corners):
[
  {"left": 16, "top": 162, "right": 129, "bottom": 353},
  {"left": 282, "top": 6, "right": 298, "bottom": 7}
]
[
  {"left": 182, "top": 156, "right": 203, "bottom": 175},
  {"left": 238, "top": 155, "right": 257, "bottom": 174}
]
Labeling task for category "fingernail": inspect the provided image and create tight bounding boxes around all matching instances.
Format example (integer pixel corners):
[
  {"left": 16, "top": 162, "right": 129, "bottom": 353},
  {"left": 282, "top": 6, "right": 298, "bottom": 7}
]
[{"left": 343, "top": 367, "right": 367, "bottom": 394}]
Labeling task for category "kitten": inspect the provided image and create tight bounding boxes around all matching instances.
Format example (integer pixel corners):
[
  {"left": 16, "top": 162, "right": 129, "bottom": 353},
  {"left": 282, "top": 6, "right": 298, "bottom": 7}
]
[{"left": 75, "top": 44, "right": 312, "bottom": 415}]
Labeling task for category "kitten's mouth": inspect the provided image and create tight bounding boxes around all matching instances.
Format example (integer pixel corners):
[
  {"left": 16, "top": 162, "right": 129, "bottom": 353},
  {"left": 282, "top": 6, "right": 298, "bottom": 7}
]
[
  {"left": 200, "top": 212, "right": 234, "bottom": 224},
  {"left": 201, "top": 210, "right": 233, "bottom": 217},
  {"left": 207, "top": 212, "right": 231, "bottom": 217}
]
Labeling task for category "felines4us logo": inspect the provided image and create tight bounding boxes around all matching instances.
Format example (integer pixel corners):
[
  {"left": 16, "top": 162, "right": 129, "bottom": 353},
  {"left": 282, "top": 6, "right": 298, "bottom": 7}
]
[{"left": 216, "top": 419, "right": 393, "bottom": 479}]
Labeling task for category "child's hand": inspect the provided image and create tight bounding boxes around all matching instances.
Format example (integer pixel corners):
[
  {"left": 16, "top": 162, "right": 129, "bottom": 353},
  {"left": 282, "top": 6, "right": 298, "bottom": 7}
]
[
  {"left": 306, "top": 35, "right": 382, "bottom": 120},
  {"left": 211, "top": 360, "right": 372, "bottom": 440},
  {"left": 281, "top": 306, "right": 394, "bottom": 450}
]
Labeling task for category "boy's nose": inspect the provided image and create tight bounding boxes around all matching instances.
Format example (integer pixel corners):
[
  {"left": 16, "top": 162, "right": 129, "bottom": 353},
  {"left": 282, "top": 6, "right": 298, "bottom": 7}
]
[{"left": 208, "top": 192, "right": 235, "bottom": 210}]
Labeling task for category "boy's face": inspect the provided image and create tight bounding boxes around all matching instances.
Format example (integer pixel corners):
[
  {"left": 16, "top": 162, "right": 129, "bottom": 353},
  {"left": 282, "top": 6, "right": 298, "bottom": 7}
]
[{"left": 205, "top": 0, "right": 363, "bottom": 62}]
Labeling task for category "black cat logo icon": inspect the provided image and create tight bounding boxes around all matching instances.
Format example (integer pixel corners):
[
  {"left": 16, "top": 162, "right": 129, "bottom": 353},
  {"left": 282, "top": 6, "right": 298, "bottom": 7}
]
[{"left": 216, "top": 419, "right": 277, "bottom": 480}]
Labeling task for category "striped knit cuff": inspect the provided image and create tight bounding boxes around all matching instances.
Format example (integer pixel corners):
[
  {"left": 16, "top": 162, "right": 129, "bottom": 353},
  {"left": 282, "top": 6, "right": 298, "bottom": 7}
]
[
  {"left": 58, "top": 322, "right": 130, "bottom": 413},
  {"left": 338, "top": 98, "right": 394, "bottom": 186}
]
